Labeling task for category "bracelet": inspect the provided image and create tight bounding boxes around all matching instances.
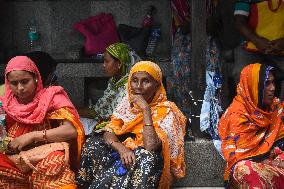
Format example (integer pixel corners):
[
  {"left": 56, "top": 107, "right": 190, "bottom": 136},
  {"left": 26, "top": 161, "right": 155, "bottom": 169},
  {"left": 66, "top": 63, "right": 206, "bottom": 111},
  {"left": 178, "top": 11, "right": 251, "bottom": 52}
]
[
  {"left": 109, "top": 140, "right": 118, "bottom": 146},
  {"left": 42, "top": 129, "right": 48, "bottom": 143},
  {"left": 274, "top": 160, "right": 281, "bottom": 167},
  {"left": 144, "top": 123, "right": 153, "bottom": 127}
]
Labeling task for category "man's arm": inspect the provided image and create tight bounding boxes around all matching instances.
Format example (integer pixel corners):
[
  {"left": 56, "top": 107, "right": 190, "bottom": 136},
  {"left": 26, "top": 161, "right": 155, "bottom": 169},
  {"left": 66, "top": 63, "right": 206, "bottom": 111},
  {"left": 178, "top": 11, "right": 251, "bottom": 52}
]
[{"left": 234, "top": 1, "right": 271, "bottom": 53}]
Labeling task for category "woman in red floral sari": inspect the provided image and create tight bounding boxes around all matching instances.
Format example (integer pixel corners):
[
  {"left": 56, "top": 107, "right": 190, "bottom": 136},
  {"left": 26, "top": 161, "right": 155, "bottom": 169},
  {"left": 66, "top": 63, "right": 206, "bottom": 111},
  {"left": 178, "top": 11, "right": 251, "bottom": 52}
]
[
  {"left": 218, "top": 63, "right": 284, "bottom": 188},
  {"left": 0, "top": 56, "right": 85, "bottom": 188}
]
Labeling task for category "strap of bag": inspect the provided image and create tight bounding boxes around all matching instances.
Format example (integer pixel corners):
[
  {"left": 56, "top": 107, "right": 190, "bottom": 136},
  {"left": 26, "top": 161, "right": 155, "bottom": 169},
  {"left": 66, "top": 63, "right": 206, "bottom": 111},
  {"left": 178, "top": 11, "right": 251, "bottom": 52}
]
[{"left": 19, "top": 142, "right": 70, "bottom": 176}]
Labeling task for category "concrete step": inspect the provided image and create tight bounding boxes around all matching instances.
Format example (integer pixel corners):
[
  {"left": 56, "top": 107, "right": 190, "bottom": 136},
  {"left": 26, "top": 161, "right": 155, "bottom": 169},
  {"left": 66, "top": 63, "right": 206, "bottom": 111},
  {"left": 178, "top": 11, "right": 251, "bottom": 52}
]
[{"left": 173, "top": 139, "right": 225, "bottom": 187}]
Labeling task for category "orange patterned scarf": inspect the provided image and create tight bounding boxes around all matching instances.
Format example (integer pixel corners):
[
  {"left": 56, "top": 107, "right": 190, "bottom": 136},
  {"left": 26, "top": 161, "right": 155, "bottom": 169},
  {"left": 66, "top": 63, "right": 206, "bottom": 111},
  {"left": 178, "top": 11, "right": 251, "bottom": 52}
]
[
  {"left": 105, "top": 61, "right": 187, "bottom": 188},
  {"left": 218, "top": 63, "right": 284, "bottom": 181}
]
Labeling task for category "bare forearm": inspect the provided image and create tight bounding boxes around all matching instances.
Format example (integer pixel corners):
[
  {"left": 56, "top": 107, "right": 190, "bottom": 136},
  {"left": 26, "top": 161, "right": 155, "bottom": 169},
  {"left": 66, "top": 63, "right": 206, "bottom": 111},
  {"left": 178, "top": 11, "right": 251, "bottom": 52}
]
[
  {"left": 235, "top": 15, "right": 262, "bottom": 43},
  {"left": 34, "top": 121, "right": 77, "bottom": 143},
  {"left": 103, "top": 131, "right": 126, "bottom": 152},
  {"left": 142, "top": 108, "right": 161, "bottom": 151}
]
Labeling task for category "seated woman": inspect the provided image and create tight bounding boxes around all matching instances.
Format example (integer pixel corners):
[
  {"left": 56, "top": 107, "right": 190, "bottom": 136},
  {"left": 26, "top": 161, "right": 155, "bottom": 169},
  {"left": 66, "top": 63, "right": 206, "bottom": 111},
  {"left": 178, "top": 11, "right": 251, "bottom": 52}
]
[
  {"left": 0, "top": 56, "right": 85, "bottom": 188},
  {"left": 76, "top": 61, "right": 187, "bottom": 188},
  {"left": 218, "top": 63, "right": 284, "bottom": 188},
  {"left": 79, "top": 42, "right": 141, "bottom": 135}
]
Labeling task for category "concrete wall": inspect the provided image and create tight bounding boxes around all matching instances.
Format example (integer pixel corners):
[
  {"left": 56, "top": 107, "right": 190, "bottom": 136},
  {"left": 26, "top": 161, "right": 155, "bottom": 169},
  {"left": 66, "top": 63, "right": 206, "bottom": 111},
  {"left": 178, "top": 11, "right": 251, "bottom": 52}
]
[{"left": 0, "top": 0, "right": 171, "bottom": 59}]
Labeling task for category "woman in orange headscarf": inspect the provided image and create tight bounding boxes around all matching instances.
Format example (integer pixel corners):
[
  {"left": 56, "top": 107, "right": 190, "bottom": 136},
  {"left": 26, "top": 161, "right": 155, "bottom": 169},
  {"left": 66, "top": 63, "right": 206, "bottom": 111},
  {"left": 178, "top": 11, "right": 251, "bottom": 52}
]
[
  {"left": 77, "top": 61, "right": 186, "bottom": 189},
  {"left": 0, "top": 56, "right": 85, "bottom": 188},
  {"left": 218, "top": 63, "right": 284, "bottom": 188}
]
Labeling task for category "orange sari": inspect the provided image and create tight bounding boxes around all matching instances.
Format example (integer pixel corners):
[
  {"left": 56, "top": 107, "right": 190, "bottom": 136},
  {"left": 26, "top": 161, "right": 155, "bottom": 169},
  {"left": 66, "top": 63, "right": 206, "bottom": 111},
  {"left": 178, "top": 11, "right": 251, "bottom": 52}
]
[
  {"left": 0, "top": 56, "right": 85, "bottom": 189},
  {"left": 105, "top": 61, "right": 187, "bottom": 188},
  {"left": 218, "top": 63, "right": 284, "bottom": 183},
  {"left": 0, "top": 108, "right": 84, "bottom": 189}
]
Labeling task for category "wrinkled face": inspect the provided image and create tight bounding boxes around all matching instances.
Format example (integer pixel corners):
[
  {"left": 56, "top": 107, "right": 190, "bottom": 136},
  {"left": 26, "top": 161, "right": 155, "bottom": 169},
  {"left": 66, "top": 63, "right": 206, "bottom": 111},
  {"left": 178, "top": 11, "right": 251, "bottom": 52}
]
[
  {"left": 130, "top": 71, "right": 159, "bottom": 103},
  {"left": 263, "top": 72, "right": 275, "bottom": 106},
  {"left": 7, "top": 70, "right": 37, "bottom": 104},
  {"left": 103, "top": 51, "right": 121, "bottom": 77}
]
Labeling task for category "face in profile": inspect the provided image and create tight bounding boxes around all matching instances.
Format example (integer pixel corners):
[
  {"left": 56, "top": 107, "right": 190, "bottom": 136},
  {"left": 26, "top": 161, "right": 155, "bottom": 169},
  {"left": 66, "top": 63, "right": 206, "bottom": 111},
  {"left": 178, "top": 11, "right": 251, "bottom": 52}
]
[
  {"left": 262, "top": 72, "right": 275, "bottom": 106},
  {"left": 7, "top": 70, "right": 37, "bottom": 104},
  {"left": 103, "top": 51, "right": 121, "bottom": 77},
  {"left": 130, "top": 71, "right": 159, "bottom": 103}
]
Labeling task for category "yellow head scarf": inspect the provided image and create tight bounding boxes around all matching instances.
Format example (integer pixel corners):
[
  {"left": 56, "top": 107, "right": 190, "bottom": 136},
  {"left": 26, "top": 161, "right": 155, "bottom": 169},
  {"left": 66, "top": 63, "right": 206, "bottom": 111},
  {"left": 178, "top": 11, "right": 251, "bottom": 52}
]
[{"left": 128, "top": 61, "right": 167, "bottom": 106}]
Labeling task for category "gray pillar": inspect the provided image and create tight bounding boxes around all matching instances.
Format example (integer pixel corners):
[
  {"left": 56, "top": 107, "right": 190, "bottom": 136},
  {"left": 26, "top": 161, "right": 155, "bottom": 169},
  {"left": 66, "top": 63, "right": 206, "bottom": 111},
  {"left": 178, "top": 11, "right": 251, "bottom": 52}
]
[{"left": 190, "top": 0, "right": 207, "bottom": 137}]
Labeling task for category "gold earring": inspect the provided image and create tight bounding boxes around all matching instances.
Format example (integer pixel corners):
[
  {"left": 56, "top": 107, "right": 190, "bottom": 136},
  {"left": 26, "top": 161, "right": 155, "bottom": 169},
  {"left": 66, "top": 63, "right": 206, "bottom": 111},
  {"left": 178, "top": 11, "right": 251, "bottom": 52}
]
[{"left": 35, "top": 79, "right": 38, "bottom": 83}]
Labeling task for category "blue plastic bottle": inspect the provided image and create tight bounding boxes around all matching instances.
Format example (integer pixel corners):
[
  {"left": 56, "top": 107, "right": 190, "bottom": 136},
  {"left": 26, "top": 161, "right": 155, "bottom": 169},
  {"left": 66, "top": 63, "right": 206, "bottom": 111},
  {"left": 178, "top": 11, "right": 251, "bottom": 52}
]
[{"left": 28, "top": 18, "right": 42, "bottom": 52}]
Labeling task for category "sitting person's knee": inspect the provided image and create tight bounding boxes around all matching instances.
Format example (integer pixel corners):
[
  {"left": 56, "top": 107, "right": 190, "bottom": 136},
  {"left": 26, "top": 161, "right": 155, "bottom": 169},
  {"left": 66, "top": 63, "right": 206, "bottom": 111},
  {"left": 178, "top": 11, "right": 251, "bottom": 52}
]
[{"left": 135, "top": 147, "right": 161, "bottom": 163}]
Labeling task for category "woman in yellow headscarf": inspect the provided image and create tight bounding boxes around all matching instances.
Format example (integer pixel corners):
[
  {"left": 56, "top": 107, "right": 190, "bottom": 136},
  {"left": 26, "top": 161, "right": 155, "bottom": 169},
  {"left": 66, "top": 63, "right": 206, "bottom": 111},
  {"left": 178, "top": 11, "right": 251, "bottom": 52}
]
[
  {"left": 76, "top": 61, "right": 187, "bottom": 188},
  {"left": 218, "top": 63, "right": 284, "bottom": 188}
]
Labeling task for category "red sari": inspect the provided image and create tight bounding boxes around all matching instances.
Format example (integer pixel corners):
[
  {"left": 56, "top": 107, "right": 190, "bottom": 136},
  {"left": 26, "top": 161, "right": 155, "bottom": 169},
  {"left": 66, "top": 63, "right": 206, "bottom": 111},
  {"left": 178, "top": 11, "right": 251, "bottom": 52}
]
[
  {"left": 218, "top": 63, "right": 284, "bottom": 188},
  {"left": 0, "top": 56, "right": 85, "bottom": 189}
]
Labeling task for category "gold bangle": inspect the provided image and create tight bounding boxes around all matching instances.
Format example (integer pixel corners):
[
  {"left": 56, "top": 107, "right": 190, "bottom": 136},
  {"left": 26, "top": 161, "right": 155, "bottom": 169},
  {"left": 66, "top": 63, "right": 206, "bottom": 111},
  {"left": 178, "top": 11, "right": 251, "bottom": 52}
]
[
  {"left": 109, "top": 140, "right": 118, "bottom": 146},
  {"left": 144, "top": 123, "right": 153, "bottom": 127},
  {"left": 275, "top": 160, "right": 281, "bottom": 167}
]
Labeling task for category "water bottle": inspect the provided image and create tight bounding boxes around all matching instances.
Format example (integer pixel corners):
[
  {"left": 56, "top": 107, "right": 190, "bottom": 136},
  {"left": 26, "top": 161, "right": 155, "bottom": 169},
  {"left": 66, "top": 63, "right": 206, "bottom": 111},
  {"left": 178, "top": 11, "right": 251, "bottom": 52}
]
[
  {"left": 28, "top": 18, "right": 42, "bottom": 52},
  {"left": 0, "top": 101, "right": 8, "bottom": 153},
  {"left": 146, "top": 28, "right": 161, "bottom": 56}
]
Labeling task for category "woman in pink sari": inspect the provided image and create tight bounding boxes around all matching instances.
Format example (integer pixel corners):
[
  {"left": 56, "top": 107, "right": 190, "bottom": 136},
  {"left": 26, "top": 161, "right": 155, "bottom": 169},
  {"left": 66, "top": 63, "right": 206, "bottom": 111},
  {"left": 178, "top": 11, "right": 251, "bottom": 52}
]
[{"left": 0, "top": 56, "right": 85, "bottom": 188}]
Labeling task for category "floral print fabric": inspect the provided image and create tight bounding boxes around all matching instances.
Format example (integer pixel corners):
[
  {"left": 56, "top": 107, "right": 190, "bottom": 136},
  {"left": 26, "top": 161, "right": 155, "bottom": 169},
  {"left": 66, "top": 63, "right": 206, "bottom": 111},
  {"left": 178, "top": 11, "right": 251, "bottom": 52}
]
[
  {"left": 89, "top": 77, "right": 128, "bottom": 121},
  {"left": 76, "top": 136, "right": 163, "bottom": 189},
  {"left": 167, "top": 29, "right": 192, "bottom": 117},
  {"left": 232, "top": 147, "right": 284, "bottom": 189}
]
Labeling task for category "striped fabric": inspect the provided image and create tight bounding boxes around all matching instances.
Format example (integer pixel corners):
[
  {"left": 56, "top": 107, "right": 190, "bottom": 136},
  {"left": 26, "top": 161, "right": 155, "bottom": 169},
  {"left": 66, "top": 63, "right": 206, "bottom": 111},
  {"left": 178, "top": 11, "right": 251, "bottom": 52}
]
[{"left": 234, "top": 0, "right": 265, "bottom": 15}]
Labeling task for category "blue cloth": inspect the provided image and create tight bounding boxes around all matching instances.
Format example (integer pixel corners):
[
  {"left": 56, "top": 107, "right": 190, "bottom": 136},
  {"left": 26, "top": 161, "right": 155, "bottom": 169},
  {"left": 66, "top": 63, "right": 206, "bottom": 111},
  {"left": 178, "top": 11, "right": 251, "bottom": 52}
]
[
  {"left": 111, "top": 151, "right": 127, "bottom": 176},
  {"left": 200, "top": 37, "right": 223, "bottom": 156}
]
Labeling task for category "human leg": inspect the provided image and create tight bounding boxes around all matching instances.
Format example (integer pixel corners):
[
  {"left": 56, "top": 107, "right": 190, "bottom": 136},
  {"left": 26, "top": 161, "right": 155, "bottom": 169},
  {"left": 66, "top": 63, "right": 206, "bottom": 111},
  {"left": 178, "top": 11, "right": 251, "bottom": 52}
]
[
  {"left": 111, "top": 147, "right": 163, "bottom": 189},
  {"left": 76, "top": 135, "right": 116, "bottom": 189},
  {"left": 31, "top": 151, "right": 76, "bottom": 189},
  {"left": 0, "top": 153, "right": 30, "bottom": 189},
  {"left": 232, "top": 160, "right": 284, "bottom": 189}
]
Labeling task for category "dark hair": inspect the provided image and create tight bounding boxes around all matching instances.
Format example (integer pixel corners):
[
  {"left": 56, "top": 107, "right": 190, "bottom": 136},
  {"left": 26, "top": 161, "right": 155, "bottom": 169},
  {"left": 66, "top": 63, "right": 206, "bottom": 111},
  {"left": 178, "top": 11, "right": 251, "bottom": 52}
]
[{"left": 24, "top": 51, "right": 58, "bottom": 85}]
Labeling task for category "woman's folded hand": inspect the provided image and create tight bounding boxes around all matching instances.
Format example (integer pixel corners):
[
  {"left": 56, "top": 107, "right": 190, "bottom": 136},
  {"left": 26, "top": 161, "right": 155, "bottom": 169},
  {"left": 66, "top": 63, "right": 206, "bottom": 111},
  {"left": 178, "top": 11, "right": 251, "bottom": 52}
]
[
  {"left": 8, "top": 131, "right": 38, "bottom": 152},
  {"left": 118, "top": 146, "right": 136, "bottom": 169}
]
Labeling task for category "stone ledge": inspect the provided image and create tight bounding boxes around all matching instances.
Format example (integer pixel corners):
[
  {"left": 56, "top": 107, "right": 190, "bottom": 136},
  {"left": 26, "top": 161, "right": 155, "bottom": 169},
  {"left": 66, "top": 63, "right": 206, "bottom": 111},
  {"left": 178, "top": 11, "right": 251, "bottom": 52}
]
[
  {"left": 55, "top": 60, "right": 171, "bottom": 77},
  {"left": 174, "top": 139, "right": 225, "bottom": 187},
  {"left": 55, "top": 61, "right": 171, "bottom": 106}
]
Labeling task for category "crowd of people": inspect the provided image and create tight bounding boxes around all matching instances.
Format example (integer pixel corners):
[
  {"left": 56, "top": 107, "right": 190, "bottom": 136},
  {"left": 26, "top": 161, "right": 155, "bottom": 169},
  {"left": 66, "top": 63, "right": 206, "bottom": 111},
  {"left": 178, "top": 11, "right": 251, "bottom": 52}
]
[{"left": 0, "top": 0, "right": 284, "bottom": 188}]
